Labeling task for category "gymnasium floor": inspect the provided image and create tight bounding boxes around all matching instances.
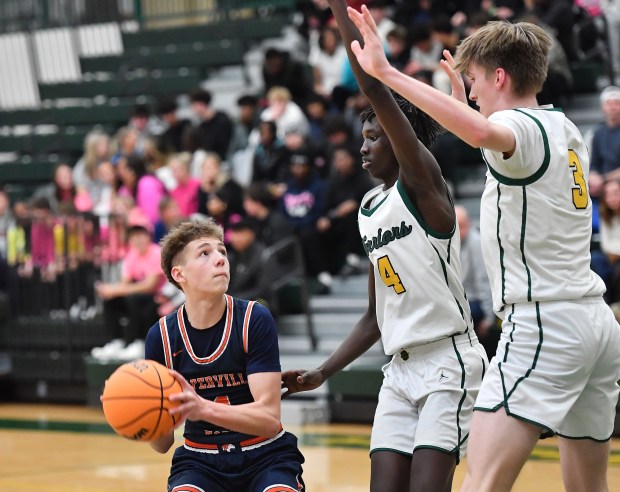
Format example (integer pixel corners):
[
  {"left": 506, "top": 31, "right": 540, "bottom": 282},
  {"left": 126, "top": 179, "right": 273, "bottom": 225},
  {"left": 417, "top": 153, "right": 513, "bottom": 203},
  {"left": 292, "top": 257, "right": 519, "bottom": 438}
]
[{"left": 1, "top": 404, "right": 620, "bottom": 491}]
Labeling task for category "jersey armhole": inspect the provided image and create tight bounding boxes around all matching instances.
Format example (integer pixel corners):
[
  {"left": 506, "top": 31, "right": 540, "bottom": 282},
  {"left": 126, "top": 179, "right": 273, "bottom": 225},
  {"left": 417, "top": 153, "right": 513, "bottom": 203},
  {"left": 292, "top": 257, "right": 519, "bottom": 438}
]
[{"left": 242, "top": 301, "right": 257, "bottom": 354}]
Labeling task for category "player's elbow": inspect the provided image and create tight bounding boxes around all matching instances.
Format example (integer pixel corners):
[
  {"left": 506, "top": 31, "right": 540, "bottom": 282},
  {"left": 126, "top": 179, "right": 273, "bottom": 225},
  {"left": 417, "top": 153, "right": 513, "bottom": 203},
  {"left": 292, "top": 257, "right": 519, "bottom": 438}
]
[
  {"left": 149, "top": 432, "right": 174, "bottom": 453},
  {"left": 150, "top": 441, "right": 172, "bottom": 454},
  {"left": 263, "top": 415, "right": 282, "bottom": 438}
]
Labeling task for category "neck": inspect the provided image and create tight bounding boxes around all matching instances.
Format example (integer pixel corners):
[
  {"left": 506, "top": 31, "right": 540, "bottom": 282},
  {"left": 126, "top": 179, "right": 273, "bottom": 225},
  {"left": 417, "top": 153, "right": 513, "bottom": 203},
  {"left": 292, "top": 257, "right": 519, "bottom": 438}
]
[{"left": 184, "top": 293, "right": 227, "bottom": 329}]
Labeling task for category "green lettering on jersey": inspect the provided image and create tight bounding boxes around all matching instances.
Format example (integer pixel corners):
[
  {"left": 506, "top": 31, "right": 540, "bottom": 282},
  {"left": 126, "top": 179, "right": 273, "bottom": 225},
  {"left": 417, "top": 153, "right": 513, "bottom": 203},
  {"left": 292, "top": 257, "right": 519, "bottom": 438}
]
[{"left": 362, "top": 221, "right": 413, "bottom": 255}]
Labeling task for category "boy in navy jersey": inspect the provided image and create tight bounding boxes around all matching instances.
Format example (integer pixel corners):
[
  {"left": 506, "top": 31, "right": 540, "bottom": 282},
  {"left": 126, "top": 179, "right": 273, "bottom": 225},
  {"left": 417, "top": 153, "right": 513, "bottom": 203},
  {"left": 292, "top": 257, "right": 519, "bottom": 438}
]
[{"left": 144, "top": 218, "right": 304, "bottom": 492}]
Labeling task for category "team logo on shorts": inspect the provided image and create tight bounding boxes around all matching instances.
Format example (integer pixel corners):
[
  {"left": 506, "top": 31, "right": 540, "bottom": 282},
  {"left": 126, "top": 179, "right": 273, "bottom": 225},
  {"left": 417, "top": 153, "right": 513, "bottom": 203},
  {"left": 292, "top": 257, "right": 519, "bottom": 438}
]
[{"left": 221, "top": 443, "right": 236, "bottom": 452}]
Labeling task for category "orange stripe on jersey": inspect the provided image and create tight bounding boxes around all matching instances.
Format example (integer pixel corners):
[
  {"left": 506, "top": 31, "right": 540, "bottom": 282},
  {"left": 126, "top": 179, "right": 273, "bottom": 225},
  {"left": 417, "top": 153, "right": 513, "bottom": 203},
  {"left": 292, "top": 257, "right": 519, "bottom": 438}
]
[
  {"left": 159, "top": 316, "right": 172, "bottom": 369},
  {"left": 263, "top": 486, "right": 299, "bottom": 492},
  {"left": 171, "top": 485, "right": 205, "bottom": 492},
  {"left": 242, "top": 300, "right": 256, "bottom": 353},
  {"left": 177, "top": 295, "right": 233, "bottom": 364},
  {"left": 239, "top": 425, "right": 283, "bottom": 447}
]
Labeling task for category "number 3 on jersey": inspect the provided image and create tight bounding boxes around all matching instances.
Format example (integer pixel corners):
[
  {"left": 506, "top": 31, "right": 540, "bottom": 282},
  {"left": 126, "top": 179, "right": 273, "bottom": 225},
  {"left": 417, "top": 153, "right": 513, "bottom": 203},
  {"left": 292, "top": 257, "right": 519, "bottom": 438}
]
[
  {"left": 377, "top": 255, "right": 406, "bottom": 294},
  {"left": 568, "top": 149, "right": 588, "bottom": 209}
]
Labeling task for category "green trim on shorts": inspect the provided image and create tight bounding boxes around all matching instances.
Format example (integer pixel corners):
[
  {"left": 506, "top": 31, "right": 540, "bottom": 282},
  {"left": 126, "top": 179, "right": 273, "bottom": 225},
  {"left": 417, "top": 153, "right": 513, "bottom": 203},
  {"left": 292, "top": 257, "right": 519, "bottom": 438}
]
[
  {"left": 557, "top": 432, "right": 613, "bottom": 443},
  {"left": 370, "top": 447, "right": 412, "bottom": 457},
  {"left": 451, "top": 335, "right": 467, "bottom": 454},
  {"left": 474, "top": 403, "right": 555, "bottom": 437},
  {"left": 499, "top": 302, "right": 544, "bottom": 414},
  {"left": 473, "top": 403, "right": 504, "bottom": 413}
]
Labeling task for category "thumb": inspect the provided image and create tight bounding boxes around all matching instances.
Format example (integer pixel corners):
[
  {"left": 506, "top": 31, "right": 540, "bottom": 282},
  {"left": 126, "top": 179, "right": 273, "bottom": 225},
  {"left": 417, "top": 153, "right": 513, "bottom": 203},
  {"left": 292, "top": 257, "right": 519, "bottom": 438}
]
[{"left": 350, "top": 40, "right": 363, "bottom": 59}]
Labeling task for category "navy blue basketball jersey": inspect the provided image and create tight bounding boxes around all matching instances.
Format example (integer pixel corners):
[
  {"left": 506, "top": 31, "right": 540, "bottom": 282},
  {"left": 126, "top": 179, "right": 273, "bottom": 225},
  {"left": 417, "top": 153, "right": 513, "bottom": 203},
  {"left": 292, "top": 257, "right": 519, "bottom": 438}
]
[{"left": 144, "top": 295, "right": 282, "bottom": 446}]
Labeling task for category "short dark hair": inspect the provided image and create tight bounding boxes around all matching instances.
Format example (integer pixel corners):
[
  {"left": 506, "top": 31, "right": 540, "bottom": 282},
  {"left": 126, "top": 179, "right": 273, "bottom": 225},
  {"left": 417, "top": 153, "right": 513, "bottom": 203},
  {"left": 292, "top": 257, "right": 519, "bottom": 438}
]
[
  {"left": 264, "top": 47, "right": 286, "bottom": 60},
  {"left": 237, "top": 94, "right": 259, "bottom": 107},
  {"left": 131, "top": 103, "right": 150, "bottom": 118},
  {"left": 190, "top": 89, "right": 212, "bottom": 106},
  {"left": 156, "top": 97, "right": 178, "bottom": 116},
  {"left": 230, "top": 217, "right": 256, "bottom": 233},
  {"left": 245, "top": 182, "right": 274, "bottom": 208},
  {"left": 359, "top": 91, "right": 443, "bottom": 149},
  {"left": 160, "top": 218, "right": 224, "bottom": 290}
]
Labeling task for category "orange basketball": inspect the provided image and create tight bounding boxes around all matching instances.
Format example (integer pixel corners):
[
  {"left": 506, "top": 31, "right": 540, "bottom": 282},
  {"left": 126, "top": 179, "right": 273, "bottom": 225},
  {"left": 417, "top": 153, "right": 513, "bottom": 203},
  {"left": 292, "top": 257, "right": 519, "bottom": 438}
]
[{"left": 101, "top": 359, "right": 183, "bottom": 441}]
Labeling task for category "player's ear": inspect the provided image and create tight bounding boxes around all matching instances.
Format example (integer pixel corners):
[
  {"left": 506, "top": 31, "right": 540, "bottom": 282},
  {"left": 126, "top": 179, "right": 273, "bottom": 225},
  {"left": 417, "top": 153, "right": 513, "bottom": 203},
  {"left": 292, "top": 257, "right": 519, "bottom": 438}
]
[
  {"left": 171, "top": 265, "right": 185, "bottom": 285},
  {"left": 495, "top": 68, "right": 507, "bottom": 88}
]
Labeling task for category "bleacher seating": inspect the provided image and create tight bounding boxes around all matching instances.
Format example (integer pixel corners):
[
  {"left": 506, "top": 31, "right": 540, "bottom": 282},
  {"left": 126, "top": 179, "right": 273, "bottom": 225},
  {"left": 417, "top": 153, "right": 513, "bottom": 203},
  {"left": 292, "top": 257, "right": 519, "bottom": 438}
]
[
  {"left": 80, "top": 39, "right": 245, "bottom": 76},
  {"left": 39, "top": 69, "right": 201, "bottom": 100}
]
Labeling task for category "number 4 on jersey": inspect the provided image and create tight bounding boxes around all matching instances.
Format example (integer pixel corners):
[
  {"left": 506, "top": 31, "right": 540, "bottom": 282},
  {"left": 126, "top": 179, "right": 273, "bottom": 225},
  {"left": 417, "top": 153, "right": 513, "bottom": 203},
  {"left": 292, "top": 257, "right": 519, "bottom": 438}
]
[{"left": 377, "top": 255, "right": 406, "bottom": 294}]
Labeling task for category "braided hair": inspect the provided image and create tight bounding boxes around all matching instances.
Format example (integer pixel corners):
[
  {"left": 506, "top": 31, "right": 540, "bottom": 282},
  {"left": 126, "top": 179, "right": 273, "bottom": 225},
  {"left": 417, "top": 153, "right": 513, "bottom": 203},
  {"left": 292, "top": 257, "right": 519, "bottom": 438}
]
[{"left": 359, "top": 90, "right": 444, "bottom": 149}]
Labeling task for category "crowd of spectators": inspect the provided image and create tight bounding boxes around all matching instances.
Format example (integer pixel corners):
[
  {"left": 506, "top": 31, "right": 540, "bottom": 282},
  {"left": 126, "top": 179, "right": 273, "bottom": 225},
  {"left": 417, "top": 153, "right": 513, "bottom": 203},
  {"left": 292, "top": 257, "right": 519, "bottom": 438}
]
[{"left": 0, "top": 0, "right": 616, "bottom": 358}]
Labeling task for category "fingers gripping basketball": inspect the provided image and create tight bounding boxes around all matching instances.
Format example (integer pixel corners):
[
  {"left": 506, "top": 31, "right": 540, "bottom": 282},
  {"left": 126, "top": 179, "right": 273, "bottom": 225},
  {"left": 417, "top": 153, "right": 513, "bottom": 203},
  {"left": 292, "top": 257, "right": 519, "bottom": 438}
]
[{"left": 101, "top": 359, "right": 182, "bottom": 441}]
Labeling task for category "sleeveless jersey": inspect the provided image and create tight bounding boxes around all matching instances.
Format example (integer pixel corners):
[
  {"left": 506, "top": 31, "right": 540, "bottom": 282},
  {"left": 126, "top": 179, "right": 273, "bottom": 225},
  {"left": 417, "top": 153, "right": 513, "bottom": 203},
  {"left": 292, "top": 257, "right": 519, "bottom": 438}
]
[
  {"left": 358, "top": 181, "right": 472, "bottom": 355},
  {"left": 144, "top": 295, "right": 282, "bottom": 446},
  {"left": 480, "top": 107, "right": 606, "bottom": 313}
]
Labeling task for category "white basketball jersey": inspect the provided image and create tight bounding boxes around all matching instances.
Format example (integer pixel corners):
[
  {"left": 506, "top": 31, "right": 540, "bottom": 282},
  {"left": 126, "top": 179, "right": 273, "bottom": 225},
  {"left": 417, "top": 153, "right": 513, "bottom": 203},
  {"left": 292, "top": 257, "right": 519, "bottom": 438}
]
[
  {"left": 480, "top": 107, "right": 605, "bottom": 314},
  {"left": 358, "top": 182, "right": 473, "bottom": 355}
]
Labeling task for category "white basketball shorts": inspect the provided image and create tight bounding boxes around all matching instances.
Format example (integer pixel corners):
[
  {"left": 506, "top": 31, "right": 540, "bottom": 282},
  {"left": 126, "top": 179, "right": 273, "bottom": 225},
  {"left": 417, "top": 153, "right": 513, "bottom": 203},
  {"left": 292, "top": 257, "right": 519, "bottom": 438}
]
[
  {"left": 370, "top": 332, "right": 487, "bottom": 462},
  {"left": 475, "top": 298, "right": 620, "bottom": 440}
]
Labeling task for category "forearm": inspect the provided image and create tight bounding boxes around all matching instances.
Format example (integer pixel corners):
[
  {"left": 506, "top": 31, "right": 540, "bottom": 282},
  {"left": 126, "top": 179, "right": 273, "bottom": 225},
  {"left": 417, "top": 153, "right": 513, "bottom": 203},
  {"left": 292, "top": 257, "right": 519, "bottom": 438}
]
[
  {"left": 377, "top": 65, "right": 493, "bottom": 148},
  {"left": 149, "top": 430, "right": 175, "bottom": 453},
  {"left": 328, "top": 0, "right": 382, "bottom": 95},
  {"left": 317, "top": 309, "right": 381, "bottom": 380},
  {"left": 197, "top": 398, "right": 281, "bottom": 438},
  {"left": 118, "top": 276, "right": 160, "bottom": 296}
]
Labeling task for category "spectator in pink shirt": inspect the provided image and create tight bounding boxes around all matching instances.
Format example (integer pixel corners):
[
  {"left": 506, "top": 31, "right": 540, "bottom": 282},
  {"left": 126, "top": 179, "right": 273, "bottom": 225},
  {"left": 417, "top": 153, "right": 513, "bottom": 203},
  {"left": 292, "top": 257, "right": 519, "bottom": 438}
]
[
  {"left": 169, "top": 153, "right": 200, "bottom": 216},
  {"left": 95, "top": 216, "right": 166, "bottom": 349},
  {"left": 117, "top": 154, "right": 167, "bottom": 225}
]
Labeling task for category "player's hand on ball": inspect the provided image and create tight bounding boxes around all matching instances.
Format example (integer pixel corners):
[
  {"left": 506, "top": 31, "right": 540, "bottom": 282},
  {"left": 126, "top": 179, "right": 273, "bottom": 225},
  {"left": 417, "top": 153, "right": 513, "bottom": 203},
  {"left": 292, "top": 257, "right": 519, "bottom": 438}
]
[
  {"left": 168, "top": 369, "right": 206, "bottom": 425},
  {"left": 281, "top": 369, "right": 324, "bottom": 398}
]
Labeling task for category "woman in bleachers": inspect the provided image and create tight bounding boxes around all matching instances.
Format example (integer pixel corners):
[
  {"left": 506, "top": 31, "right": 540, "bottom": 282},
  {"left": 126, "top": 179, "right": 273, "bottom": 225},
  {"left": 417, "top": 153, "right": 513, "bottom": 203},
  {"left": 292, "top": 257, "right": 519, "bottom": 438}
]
[
  {"left": 195, "top": 152, "right": 244, "bottom": 243},
  {"left": 72, "top": 130, "right": 111, "bottom": 196},
  {"left": 309, "top": 25, "right": 347, "bottom": 101},
  {"left": 31, "top": 163, "right": 77, "bottom": 215},
  {"left": 168, "top": 153, "right": 200, "bottom": 217},
  {"left": 116, "top": 155, "right": 166, "bottom": 225},
  {"left": 110, "top": 127, "right": 140, "bottom": 165},
  {"left": 595, "top": 178, "right": 620, "bottom": 304}
]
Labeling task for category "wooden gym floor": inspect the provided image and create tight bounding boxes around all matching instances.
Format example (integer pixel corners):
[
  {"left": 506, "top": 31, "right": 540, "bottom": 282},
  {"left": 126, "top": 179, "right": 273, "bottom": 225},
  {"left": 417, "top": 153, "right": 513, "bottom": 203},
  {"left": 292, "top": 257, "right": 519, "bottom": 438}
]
[{"left": 1, "top": 403, "right": 620, "bottom": 491}]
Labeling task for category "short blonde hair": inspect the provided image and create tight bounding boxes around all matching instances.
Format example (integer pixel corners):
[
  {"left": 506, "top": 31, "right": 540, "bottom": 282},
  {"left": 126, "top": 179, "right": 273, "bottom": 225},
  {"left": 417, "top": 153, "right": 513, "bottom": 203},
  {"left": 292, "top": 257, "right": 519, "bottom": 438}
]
[
  {"left": 266, "top": 86, "right": 292, "bottom": 103},
  {"left": 454, "top": 21, "right": 551, "bottom": 97},
  {"left": 160, "top": 218, "right": 224, "bottom": 290}
]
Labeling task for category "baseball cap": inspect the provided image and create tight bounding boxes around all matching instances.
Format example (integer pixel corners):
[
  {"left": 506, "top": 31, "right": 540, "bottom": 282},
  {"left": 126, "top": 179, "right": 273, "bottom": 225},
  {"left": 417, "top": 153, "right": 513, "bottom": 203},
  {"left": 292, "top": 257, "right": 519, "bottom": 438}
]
[
  {"left": 126, "top": 211, "right": 153, "bottom": 235},
  {"left": 601, "top": 86, "right": 620, "bottom": 103}
]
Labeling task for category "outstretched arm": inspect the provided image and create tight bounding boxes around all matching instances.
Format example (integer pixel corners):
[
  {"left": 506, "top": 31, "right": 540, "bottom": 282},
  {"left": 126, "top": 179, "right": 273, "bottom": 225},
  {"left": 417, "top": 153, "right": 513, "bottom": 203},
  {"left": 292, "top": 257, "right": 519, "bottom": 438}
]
[
  {"left": 348, "top": 5, "right": 515, "bottom": 154},
  {"left": 329, "top": 0, "right": 453, "bottom": 233},
  {"left": 282, "top": 264, "right": 381, "bottom": 397}
]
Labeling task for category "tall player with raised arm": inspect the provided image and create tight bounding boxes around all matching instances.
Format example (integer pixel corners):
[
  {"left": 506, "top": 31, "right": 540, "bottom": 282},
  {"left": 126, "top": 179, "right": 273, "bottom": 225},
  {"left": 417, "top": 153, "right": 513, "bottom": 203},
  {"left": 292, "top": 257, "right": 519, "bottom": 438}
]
[
  {"left": 281, "top": 1, "right": 487, "bottom": 491},
  {"left": 347, "top": 6, "right": 620, "bottom": 491}
]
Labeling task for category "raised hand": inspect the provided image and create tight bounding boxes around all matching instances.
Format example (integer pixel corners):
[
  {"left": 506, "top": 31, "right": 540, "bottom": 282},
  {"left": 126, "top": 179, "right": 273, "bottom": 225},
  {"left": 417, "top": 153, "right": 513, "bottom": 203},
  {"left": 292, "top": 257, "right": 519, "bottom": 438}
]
[
  {"left": 439, "top": 49, "right": 467, "bottom": 105},
  {"left": 347, "top": 5, "right": 391, "bottom": 79},
  {"left": 281, "top": 369, "right": 325, "bottom": 398}
]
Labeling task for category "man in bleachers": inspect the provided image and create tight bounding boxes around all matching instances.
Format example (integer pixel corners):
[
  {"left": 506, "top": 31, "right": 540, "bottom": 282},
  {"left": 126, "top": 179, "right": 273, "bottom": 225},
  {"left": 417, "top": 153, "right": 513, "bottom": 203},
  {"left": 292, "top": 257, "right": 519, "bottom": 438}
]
[
  {"left": 188, "top": 89, "right": 234, "bottom": 161},
  {"left": 455, "top": 205, "right": 499, "bottom": 360},
  {"left": 589, "top": 86, "right": 620, "bottom": 200},
  {"left": 94, "top": 216, "right": 166, "bottom": 360},
  {"left": 155, "top": 97, "right": 192, "bottom": 156}
]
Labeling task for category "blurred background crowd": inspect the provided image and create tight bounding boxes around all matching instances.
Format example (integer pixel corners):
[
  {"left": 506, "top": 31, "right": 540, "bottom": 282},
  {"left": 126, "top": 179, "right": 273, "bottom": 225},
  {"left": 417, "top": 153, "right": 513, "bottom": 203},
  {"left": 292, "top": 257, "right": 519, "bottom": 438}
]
[{"left": 0, "top": 0, "right": 618, "bottom": 363}]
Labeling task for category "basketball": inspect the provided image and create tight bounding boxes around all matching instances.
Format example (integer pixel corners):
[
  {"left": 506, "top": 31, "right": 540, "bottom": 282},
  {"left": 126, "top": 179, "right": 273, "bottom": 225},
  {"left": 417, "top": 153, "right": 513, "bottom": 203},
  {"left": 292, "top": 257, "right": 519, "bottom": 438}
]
[{"left": 101, "top": 359, "right": 182, "bottom": 441}]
